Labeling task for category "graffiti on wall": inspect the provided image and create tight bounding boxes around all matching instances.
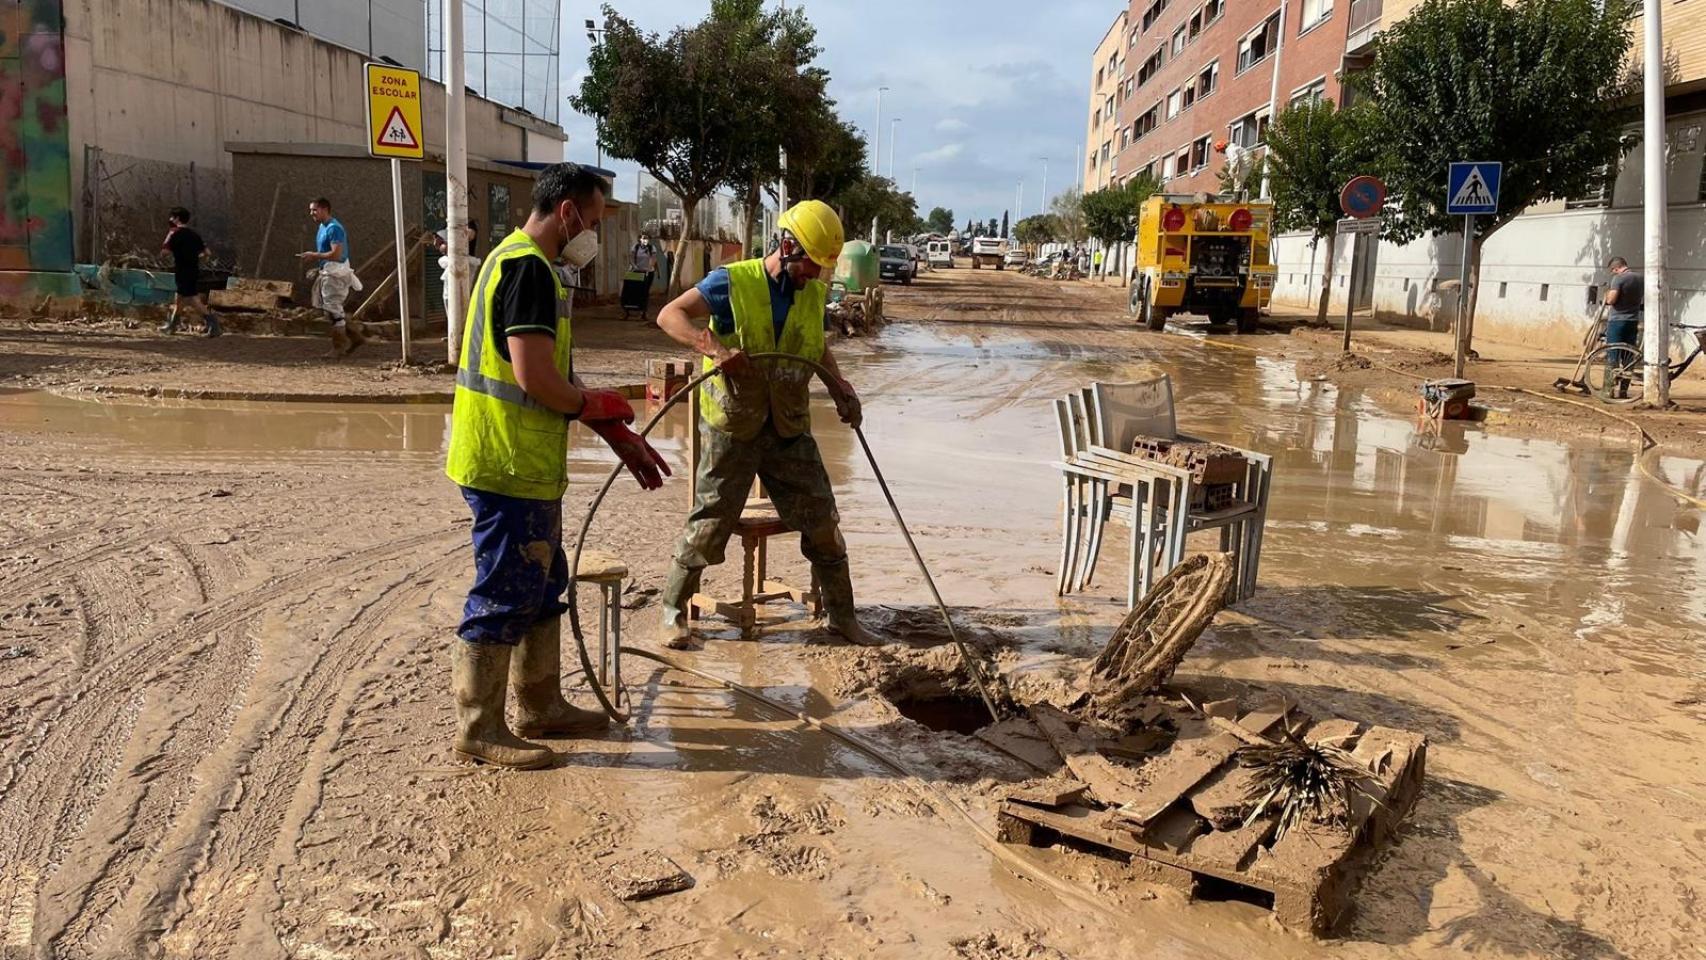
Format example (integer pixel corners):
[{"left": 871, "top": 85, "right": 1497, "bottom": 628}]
[{"left": 1, "top": 0, "right": 74, "bottom": 290}]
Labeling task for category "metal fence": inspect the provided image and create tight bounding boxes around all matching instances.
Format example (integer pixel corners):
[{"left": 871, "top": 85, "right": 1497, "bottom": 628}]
[{"left": 82, "top": 146, "right": 235, "bottom": 268}]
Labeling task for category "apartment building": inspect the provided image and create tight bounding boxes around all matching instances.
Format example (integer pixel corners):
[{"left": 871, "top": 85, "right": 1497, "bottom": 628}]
[
  {"left": 1086, "top": 9, "right": 1131, "bottom": 192},
  {"left": 1104, "top": 0, "right": 1353, "bottom": 191}
]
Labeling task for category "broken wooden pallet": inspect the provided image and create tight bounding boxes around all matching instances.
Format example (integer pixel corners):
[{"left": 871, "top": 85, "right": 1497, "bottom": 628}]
[{"left": 999, "top": 697, "right": 1426, "bottom": 936}]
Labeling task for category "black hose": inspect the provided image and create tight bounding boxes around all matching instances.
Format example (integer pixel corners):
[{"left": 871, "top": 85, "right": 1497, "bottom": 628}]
[{"left": 565, "top": 352, "right": 1008, "bottom": 724}]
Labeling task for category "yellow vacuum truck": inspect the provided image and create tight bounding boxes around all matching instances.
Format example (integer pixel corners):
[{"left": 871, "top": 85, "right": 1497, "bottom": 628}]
[{"left": 1127, "top": 194, "right": 1277, "bottom": 334}]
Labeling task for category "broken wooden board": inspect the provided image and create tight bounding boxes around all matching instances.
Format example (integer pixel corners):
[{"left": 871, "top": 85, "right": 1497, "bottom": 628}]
[
  {"left": 976, "top": 716, "right": 1065, "bottom": 774},
  {"left": 1347, "top": 725, "right": 1427, "bottom": 843},
  {"left": 1088, "top": 552, "right": 1236, "bottom": 717},
  {"left": 605, "top": 852, "right": 695, "bottom": 901},
  {"left": 229, "top": 277, "right": 294, "bottom": 297},
  {"left": 1007, "top": 779, "right": 1088, "bottom": 808},
  {"left": 1187, "top": 813, "right": 1278, "bottom": 869},
  {"left": 1028, "top": 704, "right": 1146, "bottom": 805},
  {"left": 1185, "top": 700, "right": 1303, "bottom": 828},
  {"left": 1109, "top": 717, "right": 1242, "bottom": 827}
]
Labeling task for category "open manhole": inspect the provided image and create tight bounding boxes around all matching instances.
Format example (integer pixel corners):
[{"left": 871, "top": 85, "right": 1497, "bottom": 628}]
[{"left": 878, "top": 660, "right": 995, "bottom": 735}]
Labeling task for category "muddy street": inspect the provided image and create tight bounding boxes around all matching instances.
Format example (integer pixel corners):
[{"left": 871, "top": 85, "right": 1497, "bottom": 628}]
[{"left": 2, "top": 265, "right": 1702, "bottom": 959}]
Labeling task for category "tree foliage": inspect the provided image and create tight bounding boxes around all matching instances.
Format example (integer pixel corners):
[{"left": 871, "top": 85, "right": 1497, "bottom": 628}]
[
  {"left": 1361, "top": 0, "right": 1634, "bottom": 244},
  {"left": 1263, "top": 100, "right": 1378, "bottom": 323},
  {"left": 835, "top": 175, "right": 917, "bottom": 240},
  {"left": 926, "top": 207, "right": 955, "bottom": 234},
  {"left": 1049, "top": 187, "right": 1087, "bottom": 244},
  {"left": 1082, "top": 174, "right": 1160, "bottom": 244},
  {"left": 1014, "top": 214, "right": 1061, "bottom": 247}
]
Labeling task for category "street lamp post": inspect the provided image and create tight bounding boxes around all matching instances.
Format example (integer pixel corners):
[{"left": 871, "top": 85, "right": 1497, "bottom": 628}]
[
  {"left": 1039, "top": 156, "right": 1049, "bottom": 213},
  {"left": 874, "top": 86, "right": 889, "bottom": 175},
  {"left": 888, "top": 118, "right": 901, "bottom": 179},
  {"left": 1643, "top": 0, "right": 1671, "bottom": 406},
  {"left": 445, "top": 0, "right": 469, "bottom": 363}
]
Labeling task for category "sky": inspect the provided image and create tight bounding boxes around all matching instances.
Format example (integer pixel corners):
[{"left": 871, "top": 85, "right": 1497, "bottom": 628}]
[{"left": 557, "top": 0, "right": 1124, "bottom": 228}]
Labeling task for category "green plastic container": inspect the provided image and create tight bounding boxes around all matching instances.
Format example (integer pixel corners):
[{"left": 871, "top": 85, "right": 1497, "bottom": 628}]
[{"left": 835, "top": 241, "right": 878, "bottom": 293}]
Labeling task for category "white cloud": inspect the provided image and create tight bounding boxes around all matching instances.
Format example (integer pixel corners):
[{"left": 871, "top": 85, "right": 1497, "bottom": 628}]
[
  {"left": 915, "top": 143, "right": 965, "bottom": 165},
  {"left": 935, "top": 118, "right": 969, "bottom": 134}
]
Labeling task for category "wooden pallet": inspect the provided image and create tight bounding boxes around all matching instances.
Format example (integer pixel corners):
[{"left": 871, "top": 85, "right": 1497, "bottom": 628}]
[{"left": 997, "top": 697, "right": 1426, "bottom": 935}]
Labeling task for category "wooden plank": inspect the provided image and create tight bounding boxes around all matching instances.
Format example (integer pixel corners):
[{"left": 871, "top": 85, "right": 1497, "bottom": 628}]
[
  {"left": 998, "top": 801, "right": 1266, "bottom": 892},
  {"left": 1304, "top": 717, "right": 1361, "bottom": 750},
  {"left": 1028, "top": 704, "right": 1146, "bottom": 805},
  {"left": 208, "top": 288, "right": 286, "bottom": 311},
  {"left": 1185, "top": 700, "right": 1302, "bottom": 828},
  {"left": 977, "top": 717, "right": 1066, "bottom": 774},
  {"left": 1110, "top": 716, "right": 1242, "bottom": 826},
  {"left": 1126, "top": 804, "right": 1206, "bottom": 854},
  {"left": 1189, "top": 814, "right": 1278, "bottom": 869},
  {"left": 1007, "top": 779, "right": 1088, "bottom": 808},
  {"left": 1347, "top": 726, "right": 1427, "bottom": 842},
  {"left": 230, "top": 277, "right": 294, "bottom": 296}
]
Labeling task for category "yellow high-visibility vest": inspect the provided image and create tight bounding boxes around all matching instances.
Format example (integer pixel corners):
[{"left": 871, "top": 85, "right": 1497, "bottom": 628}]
[
  {"left": 698, "top": 259, "right": 826, "bottom": 441},
  {"left": 445, "top": 228, "right": 574, "bottom": 500}
]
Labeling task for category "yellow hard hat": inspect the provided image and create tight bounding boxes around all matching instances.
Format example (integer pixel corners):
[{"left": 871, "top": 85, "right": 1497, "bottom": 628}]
[{"left": 778, "top": 199, "right": 845, "bottom": 269}]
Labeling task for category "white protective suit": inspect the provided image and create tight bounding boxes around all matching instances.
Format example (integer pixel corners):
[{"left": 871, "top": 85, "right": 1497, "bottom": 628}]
[{"left": 311, "top": 259, "right": 364, "bottom": 324}]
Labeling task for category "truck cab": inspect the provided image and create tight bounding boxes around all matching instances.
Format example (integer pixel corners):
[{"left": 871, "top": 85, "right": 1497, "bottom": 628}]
[{"left": 1127, "top": 194, "right": 1277, "bottom": 333}]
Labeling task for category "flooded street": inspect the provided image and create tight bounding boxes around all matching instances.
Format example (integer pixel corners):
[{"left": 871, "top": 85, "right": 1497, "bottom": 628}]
[{"left": 1, "top": 268, "right": 1701, "bottom": 958}]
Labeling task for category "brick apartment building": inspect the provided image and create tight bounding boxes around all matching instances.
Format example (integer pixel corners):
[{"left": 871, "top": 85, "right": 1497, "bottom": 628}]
[
  {"left": 1086, "top": 10, "right": 1130, "bottom": 192},
  {"left": 1086, "top": 0, "right": 1359, "bottom": 194}
]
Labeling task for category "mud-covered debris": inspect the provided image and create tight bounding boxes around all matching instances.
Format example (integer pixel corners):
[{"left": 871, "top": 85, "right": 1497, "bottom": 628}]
[
  {"left": 605, "top": 852, "right": 695, "bottom": 901},
  {"left": 2, "top": 645, "right": 35, "bottom": 661}
]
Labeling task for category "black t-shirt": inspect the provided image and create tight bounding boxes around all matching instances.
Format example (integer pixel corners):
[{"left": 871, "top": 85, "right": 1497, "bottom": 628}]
[
  {"left": 165, "top": 227, "right": 205, "bottom": 277},
  {"left": 1609, "top": 270, "right": 1643, "bottom": 322},
  {"left": 492, "top": 256, "right": 560, "bottom": 364}
]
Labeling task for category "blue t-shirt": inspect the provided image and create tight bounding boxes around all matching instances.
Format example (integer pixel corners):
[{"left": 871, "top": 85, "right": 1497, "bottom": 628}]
[
  {"left": 696, "top": 266, "right": 792, "bottom": 340},
  {"left": 316, "top": 218, "right": 350, "bottom": 263}
]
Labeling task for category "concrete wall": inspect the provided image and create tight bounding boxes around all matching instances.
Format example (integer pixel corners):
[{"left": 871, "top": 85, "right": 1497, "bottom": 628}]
[
  {"left": 59, "top": 0, "right": 564, "bottom": 260},
  {"left": 216, "top": 0, "right": 424, "bottom": 72}
]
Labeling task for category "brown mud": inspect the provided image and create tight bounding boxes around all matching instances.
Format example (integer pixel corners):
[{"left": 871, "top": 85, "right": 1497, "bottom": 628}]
[{"left": 1, "top": 266, "right": 1702, "bottom": 958}]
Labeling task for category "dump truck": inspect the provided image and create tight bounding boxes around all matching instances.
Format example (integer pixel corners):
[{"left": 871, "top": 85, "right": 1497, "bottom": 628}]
[
  {"left": 1127, "top": 194, "right": 1276, "bottom": 334},
  {"left": 970, "top": 236, "right": 1009, "bottom": 270}
]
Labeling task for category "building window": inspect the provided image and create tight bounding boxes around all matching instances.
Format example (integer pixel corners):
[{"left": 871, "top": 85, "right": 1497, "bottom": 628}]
[
  {"left": 1097, "top": 67, "right": 1105, "bottom": 89},
  {"left": 1191, "top": 135, "right": 1211, "bottom": 170},
  {"left": 1101, "top": 142, "right": 1112, "bottom": 163},
  {"left": 1093, "top": 108, "right": 1102, "bottom": 128},
  {"left": 1166, "top": 88, "right": 1183, "bottom": 120},
  {"left": 1204, "top": 0, "right": 1226, "bottom": 24},
  {"left": 1172, "top": 25, "right": 1187, "bottom": 55},
  {"left": 1130, "top": 27, "right": 1139, "bottom": 47},
  {"left": 1141, "top": 0, "right": 1172, "bottom": 33},
  {"left": 1289, "top": 78, "right": 1326, "bottom": 107},
  {"left": 1189, "top": 9, "right": 1204, "bottom": 39},
  {"left": 1176, "top": 147, "right": 1193, "bottom": 175},
  {"left": 1301, "top": 0, "right": 1331, "bottom": 30},
  {"left": 1196, "top": 61, "right": 1220, "bottom": 99},
  {"left": 1134, "top": 103, "right": 1161, "bottom": 140},
  {"left": 1236, "top": 14, "right": 1280, "bottom": 73},
  {"left": 1569, "top": 161, "right": 1615, "bottom": 208},
  {"left": 1137, "top": 46, "right": 1165, "bottom": 86},
  {"left": 1229, "top": 109, "right": 1269, "bottom": 148},
  {"left": 1121, "top": 128, "right": 1130, "bottom": 148},
  {"left": 1127, "top": 77, "right": 1135, "bottom": 98},
  {"left": 1540, "top": 283, "right": 1550, "bottom": 302}
]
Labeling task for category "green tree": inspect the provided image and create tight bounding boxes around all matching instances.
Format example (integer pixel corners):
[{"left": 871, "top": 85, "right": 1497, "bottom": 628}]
[
  {"left": 985, "top": 218, "right": 999, "bottom": 237},
  {"left": 1014, "top": 214, "right": 1061, "bottom": 248},
  {"left": 926, "top": 207, "right": 955, "bottom": 234},
  {"left": 1082, "top": 174, "right": 1159, "bottom": 245},
  {"left": 1263, "top": 100, "right": 1375, "bottom": 326},
  {"left": 835, "top": 175, "right": 917, "bottom": 241},
  {"left": 573, "top": 2, "right": 818, "bottom": 291},
  {"left": 1360, "top": 0, "right": 1635, "bottom": 352},
  {"left": 1049, "top": 187, "right": 1086, "bottom": 244}
]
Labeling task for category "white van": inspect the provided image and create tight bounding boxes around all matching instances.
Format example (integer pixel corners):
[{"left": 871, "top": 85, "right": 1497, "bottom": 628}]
[{"left": 927, "top": 240, "right": 954, "bottom": 269}]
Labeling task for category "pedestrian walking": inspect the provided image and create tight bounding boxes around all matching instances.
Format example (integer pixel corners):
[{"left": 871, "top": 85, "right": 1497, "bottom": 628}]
[
  {"left": 653, "top": 199, "right": 866, "bottom": 650},
  {"left": 160, "top": 207, "right": 220, "bottom": 337},
  {"left": 445, "top": 162, "right": 671, "bottom": 770},
  {"left": 621, "top": 236, "right": 658, "bottom": 321},
  {"left": 1092, "top": 248, "right": 1104, "bottom": 278},
  {"left": 1603, "top": 256, "right": 1644, "bottom": 398},
  {"left": 299, "top": 198, "right": 368, "bottom": 356}
]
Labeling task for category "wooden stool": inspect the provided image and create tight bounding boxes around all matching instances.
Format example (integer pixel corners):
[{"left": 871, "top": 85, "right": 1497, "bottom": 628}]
[
  {"left": 686, "top": 389, "right": 823, "bottom": 640},
  {"left": 575, "top": 549, "right": 628, "bottom": 694}
]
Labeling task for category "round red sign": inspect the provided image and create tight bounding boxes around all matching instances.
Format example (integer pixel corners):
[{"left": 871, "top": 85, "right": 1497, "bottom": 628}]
[{"left": 1340, "top": 175, "right": 1387, "bottom": 219}]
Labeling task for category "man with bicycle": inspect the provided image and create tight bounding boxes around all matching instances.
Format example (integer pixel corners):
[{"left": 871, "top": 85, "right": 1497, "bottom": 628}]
[{"left": 1601, "top": 257, "right": 1643, "bottom": 399}]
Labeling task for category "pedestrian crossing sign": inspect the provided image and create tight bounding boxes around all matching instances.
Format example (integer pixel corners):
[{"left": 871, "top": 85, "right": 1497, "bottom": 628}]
[
  {"left": 1447, "top": 162, "right": 1501, "bottom": 215},
  {"left": 366, "top": 63, "right": 425, "bottom": 160}
]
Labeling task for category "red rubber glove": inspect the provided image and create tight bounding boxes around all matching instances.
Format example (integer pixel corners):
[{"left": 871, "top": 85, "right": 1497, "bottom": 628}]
[
  {"left": 587, "top": 420, "right": 671, "bottom": 490},
  {"left": 575, "top": 387, "right": 635, "bottom": 424},
  {"left": 829, "top": 376, "right": 862, "bottom": 427}
]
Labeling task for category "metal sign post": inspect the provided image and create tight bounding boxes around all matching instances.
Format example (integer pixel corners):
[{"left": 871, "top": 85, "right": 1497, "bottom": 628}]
[
  {"left": 1336, "top": 176, "right": 1386, "bottom": 354},
  {"left": 1336, "top": 216, "right": 1380, "bottom": 352},
  {"left": 366, "top": 62, "right": 426, "bottom": 364},
  {"left": 1445, "top": 162, "right": 1502, "bottom": 379}
]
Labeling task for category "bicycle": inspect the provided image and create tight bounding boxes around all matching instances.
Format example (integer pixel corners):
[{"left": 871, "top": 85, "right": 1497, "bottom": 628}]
[{"left": 1554, "top": 305, "right": 1706, "bottom": 403}]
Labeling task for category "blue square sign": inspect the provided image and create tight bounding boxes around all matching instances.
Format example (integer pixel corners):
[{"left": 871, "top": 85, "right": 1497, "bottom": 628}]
[{"left": 1447, "top": 162, "right": 1501, "bottom": 215}]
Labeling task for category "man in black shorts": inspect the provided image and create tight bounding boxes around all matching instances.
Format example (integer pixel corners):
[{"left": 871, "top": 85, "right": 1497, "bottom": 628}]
[{"left": 161, "top": 207, "right": 220, "bottom": 337}]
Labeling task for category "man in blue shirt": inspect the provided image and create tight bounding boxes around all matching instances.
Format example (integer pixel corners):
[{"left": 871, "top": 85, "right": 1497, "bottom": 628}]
[{"left": 300, "top": 197, "right": 368, "bottom": 356}]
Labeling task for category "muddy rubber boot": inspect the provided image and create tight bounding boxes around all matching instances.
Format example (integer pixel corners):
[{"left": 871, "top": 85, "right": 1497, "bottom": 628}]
[
  {"left": 160, "top": 312, "right": 179, "bottom": 335},
  {"left": 329, "top": 325, "right": 351, "bottom": 357},
  {"left": 452, "top": 641, "right": 552, "bottom": 769},
  {"left": 345, "top": 321, "right": 369, "bottom": 355},
  {"left": 511, "top": 617, "right": 609, "bottom": 737},
  {"left": 816, "top": 560, "right": 875, "bottom": 646},
  {"left": 203, "top": 314, "right": 223, "bottom": 338},
  {"left": 657, "top": 562, "right": 702, "bottom": 650}
]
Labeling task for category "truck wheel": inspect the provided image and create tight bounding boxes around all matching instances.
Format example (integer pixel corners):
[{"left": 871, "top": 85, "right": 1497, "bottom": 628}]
[
  {"left": 996, "top": 261, "right": 1004, "bottom": 271},
  {"left": 1127, "top": 283, "right": 1141, "bottom": 316},
  {"left": 1141, "top": 288, "right": 1166, "bottom": 332},
  {"left": 1237, "top": 308, "right": 1260, "bottom": 334},
  {"left": 972, "top": 259, "right": 980, "bottom": 270}
]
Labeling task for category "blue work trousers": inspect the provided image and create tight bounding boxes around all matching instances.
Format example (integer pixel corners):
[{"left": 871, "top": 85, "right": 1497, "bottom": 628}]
[{"left": 457, "top": 486, "right": 569, "bottom": 645}]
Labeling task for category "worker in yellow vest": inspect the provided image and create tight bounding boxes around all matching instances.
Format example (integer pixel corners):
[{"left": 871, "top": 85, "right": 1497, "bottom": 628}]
[
  {"left": 446, "top": 163, "right": 670, "bottom": 770},
  {"left": 654, "top": 200, "right": 864, "bottom": 648}
]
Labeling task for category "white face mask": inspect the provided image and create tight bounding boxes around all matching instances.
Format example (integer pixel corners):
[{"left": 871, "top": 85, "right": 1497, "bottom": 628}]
[{"left": 559, "top": 203, "right": 600, "bottom": 269}]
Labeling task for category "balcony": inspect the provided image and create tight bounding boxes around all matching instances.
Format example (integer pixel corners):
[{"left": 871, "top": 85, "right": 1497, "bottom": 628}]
[{"left": 1346, "top": 0, "right": 1382, "bottom": 52}]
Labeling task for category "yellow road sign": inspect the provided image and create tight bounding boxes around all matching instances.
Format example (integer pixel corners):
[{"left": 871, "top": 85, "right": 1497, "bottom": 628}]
[{"left": 366, "top": 63, "right": 424, "bottom": 160}]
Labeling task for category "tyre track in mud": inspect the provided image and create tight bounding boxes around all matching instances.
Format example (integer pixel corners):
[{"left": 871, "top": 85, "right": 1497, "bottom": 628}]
[{"left": 0, "top": 522, "right": 459, "bottom": 946}]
